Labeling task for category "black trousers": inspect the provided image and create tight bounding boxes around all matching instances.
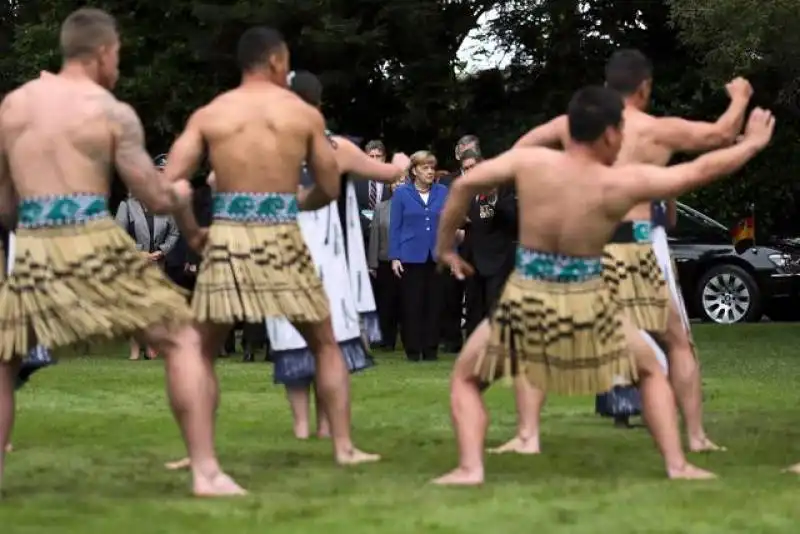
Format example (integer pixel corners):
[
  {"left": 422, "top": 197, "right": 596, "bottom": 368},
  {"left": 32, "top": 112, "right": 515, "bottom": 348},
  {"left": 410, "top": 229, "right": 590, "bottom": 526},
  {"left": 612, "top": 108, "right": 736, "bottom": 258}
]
[
  {"left": 374, "top": 260, "right": 401, "bottom": 349},
  {"left": 400, "top": 260, "right": 443, "bottom": 360},
  {"left": 440, "top": 272, "right": 465, "bottom": 349},
  {"left": 223, "top": 322, "right": 267, "bottom": 353},
  {"left": 465, "top": 270, "right": 509, "bottom": 337}
]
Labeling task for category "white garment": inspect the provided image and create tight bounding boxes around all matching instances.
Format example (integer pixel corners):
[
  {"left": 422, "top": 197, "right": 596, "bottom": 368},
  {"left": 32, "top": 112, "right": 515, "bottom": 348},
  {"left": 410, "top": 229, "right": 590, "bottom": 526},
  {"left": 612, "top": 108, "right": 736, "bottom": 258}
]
[
  {"left": 345, "top": 181, "right": 379, "bottom": 320},
  {"left": 266, "top": 200, "right": 361, "bottom": 350},
  {"left": 652, "top": 225, "right": 692, "bottom": 334},
  {"left": 418, "top": 191, "right": 430, "bottom": 204},
  {"left": 6, "top": 231, "right": 14, "bottom": 272}
]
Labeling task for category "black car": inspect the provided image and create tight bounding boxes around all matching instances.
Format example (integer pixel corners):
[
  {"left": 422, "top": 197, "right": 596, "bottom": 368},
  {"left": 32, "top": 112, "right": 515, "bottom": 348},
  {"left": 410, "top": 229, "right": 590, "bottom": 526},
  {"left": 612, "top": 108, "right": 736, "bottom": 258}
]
[{"left": 670, "top": 202, "right": 800, "bottom": 324}]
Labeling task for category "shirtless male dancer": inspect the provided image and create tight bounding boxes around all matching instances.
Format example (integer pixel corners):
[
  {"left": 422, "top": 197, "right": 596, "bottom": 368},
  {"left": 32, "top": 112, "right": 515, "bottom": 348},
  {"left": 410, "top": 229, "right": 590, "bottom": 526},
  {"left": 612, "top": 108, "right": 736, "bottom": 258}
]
[
  {"left": 432, "top": 86, "right": 774, "bottom": 486},
  {"left": 491, "top": 49, "right": 752, "bottom": 455},
  {"left": 0, "top": 8, "right": 243, "bottom": 497},
  {"left": 161, "top": 27, "right": 378, "bottom": 466}
]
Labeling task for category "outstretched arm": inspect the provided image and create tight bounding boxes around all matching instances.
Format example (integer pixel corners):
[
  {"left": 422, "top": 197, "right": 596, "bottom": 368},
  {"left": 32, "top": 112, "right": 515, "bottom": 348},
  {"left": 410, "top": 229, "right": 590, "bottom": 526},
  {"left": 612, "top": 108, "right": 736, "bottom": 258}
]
[
  {"left": 109, "top": 102, "right": 180, "bottom": 214},
  {"left": 611, "top": 110, "right": 774, "bottom": 208},
  {"left": 513, "top": 115, "right": 568, "bottom": 149},
  {"left": 332, "top": 136, "right": 406, "bottom": 183},
  {"left": 655, "top": 96, "right": 750, "bottom": 153},
  {"left": 163, "top": 110, "right": 206, "bottom": 240},
  {"left": 436, "top": 150, "right": 518, "bottom": 257}
]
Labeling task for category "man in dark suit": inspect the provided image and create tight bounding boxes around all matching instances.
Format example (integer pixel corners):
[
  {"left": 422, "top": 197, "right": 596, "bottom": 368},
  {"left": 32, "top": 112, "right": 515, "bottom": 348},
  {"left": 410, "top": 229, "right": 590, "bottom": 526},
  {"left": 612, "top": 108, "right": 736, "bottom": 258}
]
[
  {"left": 437, "top": 140, "right": 481, "bottom": 352},
  {"left": 352, "top": 140, "right": 392, "bottom": 247},
  {"left": 463, "top": 179, "right": 518, "bottom": 337}
]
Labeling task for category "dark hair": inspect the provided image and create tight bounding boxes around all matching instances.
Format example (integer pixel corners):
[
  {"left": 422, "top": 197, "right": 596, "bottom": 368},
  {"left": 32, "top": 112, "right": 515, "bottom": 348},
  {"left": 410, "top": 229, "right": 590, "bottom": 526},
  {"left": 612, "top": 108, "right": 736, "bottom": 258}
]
[
  {"left": 605, "top": 49, "right": 652, "bottom": 95},
  {"left": 365, "top": 140, "right": 385, "bottom": 153},
  {"left": 60, "top": 8, "right": 117, "bottom": 60},
  {"left": 567, "top": 86, "right": 624, "bottom": 143},
  {"left": 289, "top": 70, "right": 322, "bottom": 107},
  {"left": 236, "top": 27, "right": 286, "bottom": 72}
]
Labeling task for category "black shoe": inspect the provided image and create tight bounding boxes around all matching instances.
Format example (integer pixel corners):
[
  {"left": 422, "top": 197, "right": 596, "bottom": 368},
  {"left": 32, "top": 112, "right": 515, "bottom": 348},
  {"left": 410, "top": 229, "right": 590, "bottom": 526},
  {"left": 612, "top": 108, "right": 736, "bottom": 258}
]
[
  {"left": 441, "top": 344, "right": 462, "bottom": 354},
  {"left": 613, "top": 415, "right": 632, "bottom": 428},
  {"left": 422, "top": 350, "right": 439, "bottom": 362},
  {"left": 243, "top": 352, "right": 255, "bottom": 363},
  {"left": 218, "top": 350, "right": 230, "bottom": 359},
  {"left": 406, "top": 352, "right": 421, "bottom": 362}
]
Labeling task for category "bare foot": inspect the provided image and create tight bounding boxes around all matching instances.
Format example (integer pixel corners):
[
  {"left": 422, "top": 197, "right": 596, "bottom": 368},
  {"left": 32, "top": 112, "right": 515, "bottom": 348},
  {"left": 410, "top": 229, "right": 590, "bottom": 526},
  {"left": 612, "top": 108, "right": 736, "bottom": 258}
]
[
  {"left": 293, "top": 423, "right": 310, "bottom": 440},
  {"left": 165, "top": 457, "right": 191, "bottom": 471},
  {"left": 487, "top": 435, "right": 540, "bottom": 455},
  {"left": 667, "top": 462, "right": 717, "bottom": 480},
  {"left": 781, "top": 462, "right": 800, "bottom": 474},
  {"left": 431, "top": 467, "right": 484, "bottom": 486},
  {"left": 689, "top": 437, "right": 726, "bottom": 452},
  {"left": 316, "top": 429, "right": 331, "bottom": 439},
  {"left": 193, "top": 471, "right": 247, "bottom": 497},
  {"left": 336, "top": 448, "right": 381, "bottom": 465},
  {"left": 4, "top": 443, "right": 11, "bottom": 453},
  {"left": 129, "top": 355, "right": 140, "bottom": 361}
]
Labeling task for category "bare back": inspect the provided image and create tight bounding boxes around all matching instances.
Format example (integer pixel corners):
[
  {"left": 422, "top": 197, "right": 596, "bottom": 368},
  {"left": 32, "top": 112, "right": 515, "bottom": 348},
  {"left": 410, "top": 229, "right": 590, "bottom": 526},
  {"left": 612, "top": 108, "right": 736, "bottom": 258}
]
[
  {"left": 515, "top": 149, "right": 631, "bottom": 257},
  {"left": 614, "top": 107, "right": 673, "bottom": 220},
  {"left": 197, "top": 85, "right": 319, "bottom": 194},
  {"left": 0, "top": 75, "right": 116, "bottom": 199}
]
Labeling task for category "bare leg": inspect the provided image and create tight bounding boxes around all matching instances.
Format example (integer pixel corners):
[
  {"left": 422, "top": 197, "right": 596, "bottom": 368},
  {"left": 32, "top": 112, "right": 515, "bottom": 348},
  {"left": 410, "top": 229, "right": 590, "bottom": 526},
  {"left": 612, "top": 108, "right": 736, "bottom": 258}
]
[
  {"left": 129, "top": 339, "right": 140, "bottom": 360},
  {"left": 286, "top": 384, "right": 311, "bottom": 439},
  {"left": 313, "top": 382, "right": 331, "bottom": 438},
  {"left": 488, "top": 376, "right": 545, "bottom": 454},
  {"left": 147, "top": 322, "right": 245, "bottom": 496},
  {"left": 295, "top": 319, "right": 379, "bottom": 465},
  {"left": 0, "top": 360, "right": 19, "bottom": 494},
  {"left": 662, "top": 299, "right": 723, "bottom": 452},
  {"left": 784, "top": 463, "right": 800, "bottom": 474},
  {"left": 622, "top": 318, "right": 715, "bottom": 480},
  {"left": 431, "top": 319, "right": 491, "bottom": 486}
]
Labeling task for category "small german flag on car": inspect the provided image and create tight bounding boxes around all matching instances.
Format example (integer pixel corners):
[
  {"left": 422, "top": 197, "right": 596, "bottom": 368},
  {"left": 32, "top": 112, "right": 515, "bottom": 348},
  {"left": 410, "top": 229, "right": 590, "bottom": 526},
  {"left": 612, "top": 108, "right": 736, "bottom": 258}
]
[{"left": 730, "top": 204, "right": 755, "bottom": 254}]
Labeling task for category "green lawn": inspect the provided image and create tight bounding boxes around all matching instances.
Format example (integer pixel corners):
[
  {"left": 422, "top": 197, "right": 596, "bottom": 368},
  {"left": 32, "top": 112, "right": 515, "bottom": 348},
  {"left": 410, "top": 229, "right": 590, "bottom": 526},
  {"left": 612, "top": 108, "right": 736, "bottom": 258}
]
[{"left": 2, "top": 323, "right": 800, "bottom": 533}]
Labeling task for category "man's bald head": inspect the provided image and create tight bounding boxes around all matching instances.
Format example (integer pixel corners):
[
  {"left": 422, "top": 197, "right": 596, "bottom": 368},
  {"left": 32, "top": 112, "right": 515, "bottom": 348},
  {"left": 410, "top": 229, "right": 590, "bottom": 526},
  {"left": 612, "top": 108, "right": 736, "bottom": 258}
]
[{"left": 60, "top": 8, "right": 118, "bottom": 60}]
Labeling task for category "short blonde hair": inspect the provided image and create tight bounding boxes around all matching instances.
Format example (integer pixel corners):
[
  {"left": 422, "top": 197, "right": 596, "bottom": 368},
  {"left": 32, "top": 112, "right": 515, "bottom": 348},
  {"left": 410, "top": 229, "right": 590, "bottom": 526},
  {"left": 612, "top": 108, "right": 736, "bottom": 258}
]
[
  {"left": 409, "top": 150, "right": 436, "bottom": 180},
  {"left": 60, "top": 8, "right": 118, "bottom": 60}
]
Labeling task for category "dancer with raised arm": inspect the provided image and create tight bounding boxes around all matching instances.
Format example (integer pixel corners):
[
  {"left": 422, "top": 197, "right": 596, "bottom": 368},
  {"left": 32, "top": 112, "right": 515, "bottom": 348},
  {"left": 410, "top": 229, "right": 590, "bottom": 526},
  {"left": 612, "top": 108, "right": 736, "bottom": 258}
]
[
  {"left": 494, "top": 49, "right": 752, "bottom": 454},
  {"left": 432, "top": 86, "right": 773, "bottom": 485}
]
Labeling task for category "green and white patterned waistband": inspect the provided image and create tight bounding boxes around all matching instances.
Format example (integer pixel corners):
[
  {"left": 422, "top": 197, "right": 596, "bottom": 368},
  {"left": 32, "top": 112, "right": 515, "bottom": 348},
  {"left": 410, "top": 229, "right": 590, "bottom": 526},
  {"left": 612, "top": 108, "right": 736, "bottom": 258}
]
[
  {"left": 515, "top": 246, "right": 602, "bottom": 282},
  {"left": 609, "top": 220, "right": 652, "bottom": 244},
  {"left": 212, "top": 192, "right": 298, "bottom": 223},
  {"left": 18, "top": 194, "right": 109, "bottom": 228}
]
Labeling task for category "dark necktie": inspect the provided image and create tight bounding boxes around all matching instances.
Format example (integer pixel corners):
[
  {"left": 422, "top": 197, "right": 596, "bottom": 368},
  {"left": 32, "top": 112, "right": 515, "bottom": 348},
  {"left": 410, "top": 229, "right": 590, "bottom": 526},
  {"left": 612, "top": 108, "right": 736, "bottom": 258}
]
[{"left": 369, "top": 181, "right": 377, "bottom": 209}]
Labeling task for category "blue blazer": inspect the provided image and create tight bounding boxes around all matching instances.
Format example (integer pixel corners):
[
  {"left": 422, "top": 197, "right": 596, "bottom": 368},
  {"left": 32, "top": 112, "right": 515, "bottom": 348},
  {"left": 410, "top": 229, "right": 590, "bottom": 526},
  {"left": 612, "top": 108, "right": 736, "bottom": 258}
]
[{"left": 388, "top": 183, "right": 448, "bottom": 264}]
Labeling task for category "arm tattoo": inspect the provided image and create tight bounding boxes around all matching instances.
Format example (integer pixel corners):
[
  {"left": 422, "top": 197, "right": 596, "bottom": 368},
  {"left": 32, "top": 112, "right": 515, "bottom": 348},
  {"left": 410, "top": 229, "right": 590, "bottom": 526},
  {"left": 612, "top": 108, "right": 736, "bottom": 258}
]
[{"left": 110, "top": 103, "right": 156, "bottom": 183}]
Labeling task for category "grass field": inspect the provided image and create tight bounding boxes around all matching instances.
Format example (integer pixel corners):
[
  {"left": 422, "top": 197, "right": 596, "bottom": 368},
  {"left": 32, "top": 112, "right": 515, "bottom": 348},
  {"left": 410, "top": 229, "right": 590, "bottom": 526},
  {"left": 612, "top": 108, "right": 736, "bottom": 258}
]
[{"left": 2, "top": 323, "right": 800, "bottom": 533}]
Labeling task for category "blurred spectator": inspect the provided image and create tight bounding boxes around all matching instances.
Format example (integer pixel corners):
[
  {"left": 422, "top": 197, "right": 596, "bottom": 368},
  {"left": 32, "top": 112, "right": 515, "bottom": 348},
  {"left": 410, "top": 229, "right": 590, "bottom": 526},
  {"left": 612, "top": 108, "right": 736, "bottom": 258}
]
[
  {"left": 437, "top": 142, "right": 482, "bottom": 352},
  {"left": 115, "top": 154, "right": 179, "bottom": 361},
  {"left": 462, "top": 151, "right": 518, "bottom": 336},
  {"left": 353, "top": 139, "right": 392, "bottom": 247},
  {"left": 389, "top": 150, "right": 448, "bottom": 361},
  {"left": 367, "top": 178, "right": 405, "bottom": 350}
]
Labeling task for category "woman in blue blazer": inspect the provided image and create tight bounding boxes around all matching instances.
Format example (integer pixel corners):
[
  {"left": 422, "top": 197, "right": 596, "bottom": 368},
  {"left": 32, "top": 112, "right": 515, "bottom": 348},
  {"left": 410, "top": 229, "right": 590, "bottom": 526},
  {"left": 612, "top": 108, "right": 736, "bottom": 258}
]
[{"left": 388, "top": 151, "right": 448, "bottom": 361}]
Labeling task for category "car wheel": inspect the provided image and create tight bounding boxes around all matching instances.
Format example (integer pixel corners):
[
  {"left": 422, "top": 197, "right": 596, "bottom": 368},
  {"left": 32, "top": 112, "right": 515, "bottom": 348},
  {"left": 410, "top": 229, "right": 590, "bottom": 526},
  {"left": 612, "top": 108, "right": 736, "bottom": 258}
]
[{"left": 695, "top": 264, "right": 762, "bottom": 324}]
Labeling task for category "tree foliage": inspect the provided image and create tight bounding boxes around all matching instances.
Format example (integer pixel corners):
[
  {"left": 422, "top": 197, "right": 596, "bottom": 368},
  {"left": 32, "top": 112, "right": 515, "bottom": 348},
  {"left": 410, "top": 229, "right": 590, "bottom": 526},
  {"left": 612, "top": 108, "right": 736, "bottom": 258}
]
[{"left": 0, "top": 0, "right": 798, "bottom": 232}]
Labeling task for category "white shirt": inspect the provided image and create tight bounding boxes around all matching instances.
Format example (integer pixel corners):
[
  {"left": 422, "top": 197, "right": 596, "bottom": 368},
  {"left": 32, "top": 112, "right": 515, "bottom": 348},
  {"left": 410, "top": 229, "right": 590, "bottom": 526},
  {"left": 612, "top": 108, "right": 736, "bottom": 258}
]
[{"left": 419, "top": 191, "right": 430, "bottom": 204}]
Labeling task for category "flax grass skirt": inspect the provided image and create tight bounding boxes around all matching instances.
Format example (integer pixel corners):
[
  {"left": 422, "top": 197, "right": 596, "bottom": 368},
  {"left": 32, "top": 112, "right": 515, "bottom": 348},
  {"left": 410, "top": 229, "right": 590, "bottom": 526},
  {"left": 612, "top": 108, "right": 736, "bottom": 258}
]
[
  {"left": 477, "top": 272, "right": 636, "bottom": 395},
  {"left": 0, "top": 218, "right": 191, "bottom": 361},
  {"left": 192, "top": 220, "right": 330, "bottom": 324},
  {"left": 602, "top": 242, "right": 668, "bottom": 333}
]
